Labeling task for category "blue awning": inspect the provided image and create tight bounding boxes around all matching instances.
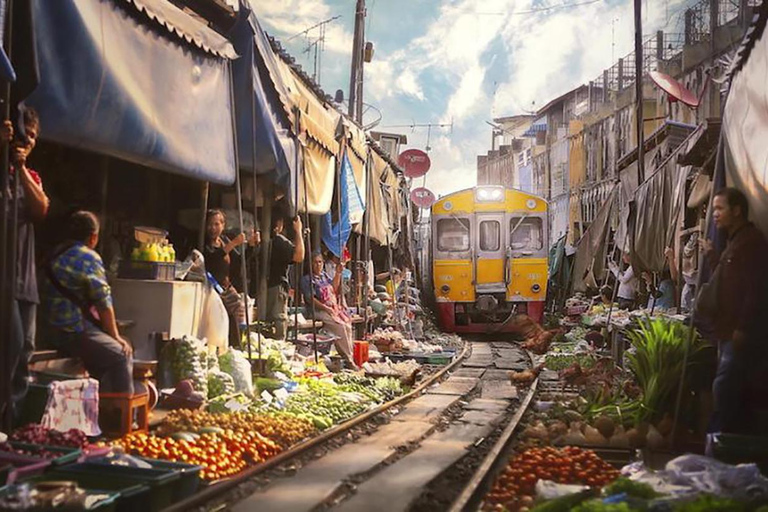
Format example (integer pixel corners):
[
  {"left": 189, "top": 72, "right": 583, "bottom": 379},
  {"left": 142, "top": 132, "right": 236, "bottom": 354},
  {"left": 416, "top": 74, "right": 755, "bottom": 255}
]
[
  {"left": 522, "top": 118, "right": 547, "bottom": 138},
  {"left": 229, "top": 4, "right": 296, "bottom": 195},
  {"left": 25, "top": 0, "right": 238, "bottom": 185}
]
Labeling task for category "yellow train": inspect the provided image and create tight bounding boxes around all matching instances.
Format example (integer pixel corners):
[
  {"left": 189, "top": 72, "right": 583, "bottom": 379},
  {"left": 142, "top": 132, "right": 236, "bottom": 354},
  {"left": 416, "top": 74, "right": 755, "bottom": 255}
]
[{"left": 430, "top": 186, "right": 549, "bottom": 333}]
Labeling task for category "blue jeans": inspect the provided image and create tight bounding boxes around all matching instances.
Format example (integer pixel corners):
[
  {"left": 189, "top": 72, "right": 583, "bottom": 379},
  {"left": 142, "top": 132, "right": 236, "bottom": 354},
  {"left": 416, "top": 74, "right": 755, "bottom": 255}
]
[
  {"left": 54, "top": 324, "right": 134, "bottom": 394},
  {"left": 710, "top": 340, "right": 752, "bottom": 434},
  {"left": 10, "top": 300, "right": 36, "bottom": 418}
]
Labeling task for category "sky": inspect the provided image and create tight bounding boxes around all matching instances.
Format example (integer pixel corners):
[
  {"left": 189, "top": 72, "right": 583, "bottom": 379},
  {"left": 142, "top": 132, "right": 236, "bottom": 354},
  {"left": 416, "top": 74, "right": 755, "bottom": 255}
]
[{"left": 253, "top": 0, "right": 693, "bottom": 198}]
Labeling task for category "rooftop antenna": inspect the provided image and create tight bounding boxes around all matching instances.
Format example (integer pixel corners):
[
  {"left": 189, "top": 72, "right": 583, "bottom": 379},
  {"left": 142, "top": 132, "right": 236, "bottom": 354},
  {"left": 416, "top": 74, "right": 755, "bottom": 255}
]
[
  {"left": 289, "top": 16, "right": 341, "bottom": 85},
  {"left": 380, "top": 120, "right": 454, "bottom": 152}
]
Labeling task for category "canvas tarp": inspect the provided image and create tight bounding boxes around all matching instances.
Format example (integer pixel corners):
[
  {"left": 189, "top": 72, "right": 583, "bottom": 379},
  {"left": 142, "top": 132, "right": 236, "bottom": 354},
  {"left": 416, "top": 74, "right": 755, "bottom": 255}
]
[
  {"left": 354, "top": 150, "right": 391, "bottom": 245},
  {"left": 614, "top": 146, "right": 660, "bottom": 251},
  {"left": 571, "top": 184, "right": 619, "bottom": 293},
  {"left": 628, "top": 158, "right": 689, "bottom": 272},
  {"left": 723, "top": 7, "right": 768, "bottom": 239},
  {"left": 231, "top": 5, "right": 296, "bottom": 192},
  {"left": 344, "top": 118, "right": 368, "bottom": 196},
  {"left": 270, "top": 57, "right": 340, "bottom": 214},
  {"left": 26, "top": 0, "right": 237, "bottom": 184}
]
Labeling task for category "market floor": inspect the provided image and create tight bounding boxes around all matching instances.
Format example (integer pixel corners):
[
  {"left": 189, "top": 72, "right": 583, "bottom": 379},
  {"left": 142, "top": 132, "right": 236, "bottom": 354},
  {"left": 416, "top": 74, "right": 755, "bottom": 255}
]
[{"left": 232, "top": 341, "right": 529, "bottom": 512}]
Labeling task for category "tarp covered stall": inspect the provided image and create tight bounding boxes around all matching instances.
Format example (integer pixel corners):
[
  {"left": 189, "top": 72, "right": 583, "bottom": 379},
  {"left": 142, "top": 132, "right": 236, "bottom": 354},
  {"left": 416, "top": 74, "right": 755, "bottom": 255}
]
[
  {"left": 628, "top": 125, "right": 701, "bottom": 272},
  {"left": 571, "top": 184, "right": 618, "bottom": 293},
  {"left": 230, "top": 5, "right": 296, "bottom": 193},
  {"left": 344, "top": 118, "right": 368, "bottom": 201},
  {"left": 628, "top": 158, "right": 689, "bottom": 272},
  {"left": 355, "top": 150, "right": 391, "bottom": 245},
  {"left": 723, "top": 4, "right": 768, "bottom": 239},
  {"left": 277, "top": 59, "right": 340, "bottom": 215},
  {"left": 26, "top": 0, "right": 238, "bottom": 184}
]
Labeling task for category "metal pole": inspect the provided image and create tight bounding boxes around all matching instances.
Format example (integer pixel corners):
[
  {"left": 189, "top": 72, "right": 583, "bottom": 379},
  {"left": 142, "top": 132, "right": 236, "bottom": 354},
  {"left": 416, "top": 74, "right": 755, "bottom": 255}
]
[
  {"left": 363, "top": 148, "right": 373, "bottom": 333},
  {"left": 0, "top": 0, "right": 14, "bottom": 429},
  {"left": 293, "top": 107, "right": 301, "bottom": 344},
  {"left": 228, "top": 63, "right": 250, "bottom": 352},
  {"left": 634, "top": 0, "right": 645, "bottom": 184},
  {"left": 198, "top": 183, "right": 209, "bottom": 250},
  {"left": 304, "top": 168, "right": 318, "bottom": 363},
  {"left": 248, "top": 50, "right": 260, "bottom": 369}
]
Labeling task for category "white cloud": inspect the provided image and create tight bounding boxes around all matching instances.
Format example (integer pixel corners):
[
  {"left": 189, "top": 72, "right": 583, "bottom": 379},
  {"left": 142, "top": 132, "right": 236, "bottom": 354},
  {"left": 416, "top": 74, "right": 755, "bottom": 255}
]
[
  {"left": 249, "top": 0, "right": 353, "bottom": 56},
  {"left": 446, "top": 63, "right": 487, "bottom": 121},
  {"left": 254, "top": 0, "right": 700, "bottom": 197}
]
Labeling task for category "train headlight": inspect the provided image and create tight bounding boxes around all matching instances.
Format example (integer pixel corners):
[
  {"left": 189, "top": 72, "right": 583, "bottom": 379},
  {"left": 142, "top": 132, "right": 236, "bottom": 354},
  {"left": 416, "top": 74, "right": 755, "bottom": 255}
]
[
  {"left": 531, "top": 283, "right": 541, "bottom": 293},
  {"left": 476, "top": 187, "right": 504, "bottom": 202},
  {"left": 441, "top": 284, "right": 451, "bottom": 294}
]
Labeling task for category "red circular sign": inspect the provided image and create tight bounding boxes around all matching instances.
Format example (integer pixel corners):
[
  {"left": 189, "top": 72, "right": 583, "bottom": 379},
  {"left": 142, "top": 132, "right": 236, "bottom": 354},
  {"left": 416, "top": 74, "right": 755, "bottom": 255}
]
[
  {"left": 410, "top": 187, "right": 436, "bottom": 208},
  {"left": 398, "top": 149, "right": 431, "bottom": 178}
]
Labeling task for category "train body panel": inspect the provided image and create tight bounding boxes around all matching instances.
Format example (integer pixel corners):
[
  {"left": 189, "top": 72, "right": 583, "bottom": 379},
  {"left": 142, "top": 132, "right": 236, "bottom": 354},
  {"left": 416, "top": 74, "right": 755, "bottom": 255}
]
[{"left": 431, "top": 186, "right": 549, "bottom": 332}]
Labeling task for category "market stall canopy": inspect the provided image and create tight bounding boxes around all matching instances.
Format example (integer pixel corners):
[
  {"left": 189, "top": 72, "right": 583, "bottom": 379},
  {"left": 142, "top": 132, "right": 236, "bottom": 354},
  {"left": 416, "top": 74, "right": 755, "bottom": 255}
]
[
  {"left": 230, "top": 5, "right": 296, "bottom": 194},
  {"left": 571, "top": 184, "right": 618, "bottom": 293},
  {"left": 723, "top": 3, "right": 768, "bottom": 239},
  {"left": 629, "top": 158, "right": 689, "bottom": 273},
  {"left": 354, "top": 150, "right": 391, "bottom": 245},
  {"left": 344, "top": 118, "right": 368, "bottom": 197},
  {"left": 266, "top": 54, "right": 340, "bottom": 214},
  {"left": 25, "top": 0, "right": 238, "bottom": 184}
]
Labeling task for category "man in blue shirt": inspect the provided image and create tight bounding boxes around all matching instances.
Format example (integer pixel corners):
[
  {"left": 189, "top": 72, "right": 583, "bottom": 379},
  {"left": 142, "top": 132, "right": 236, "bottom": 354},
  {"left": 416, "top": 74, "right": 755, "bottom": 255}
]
[{"left": 42, "top": 211, "right": 133, "bottom": 394}]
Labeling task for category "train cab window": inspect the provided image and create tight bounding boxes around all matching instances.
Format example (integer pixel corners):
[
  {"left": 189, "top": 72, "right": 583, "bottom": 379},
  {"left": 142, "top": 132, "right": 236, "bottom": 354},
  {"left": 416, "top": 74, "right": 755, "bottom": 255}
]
[
  {"left": 509, "top": 217, "right": 543, "bottom": 251},
  {"left": 479, "top": 220, "right": 501, "bottom": 251},
  {"left": 437, "top": 218, "right": 470, "bottom": 252}
]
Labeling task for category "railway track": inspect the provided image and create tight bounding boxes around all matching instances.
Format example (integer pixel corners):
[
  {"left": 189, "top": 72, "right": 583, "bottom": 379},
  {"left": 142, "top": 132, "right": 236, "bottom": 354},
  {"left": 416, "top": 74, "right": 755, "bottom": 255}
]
[{"left": 172, "top": 336, "right": 540, "bottom": 512}]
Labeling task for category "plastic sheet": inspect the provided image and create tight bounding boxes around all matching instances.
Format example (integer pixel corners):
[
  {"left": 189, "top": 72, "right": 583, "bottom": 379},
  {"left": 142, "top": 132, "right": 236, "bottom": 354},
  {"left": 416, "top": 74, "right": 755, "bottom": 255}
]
[{"left": 621, "top": 454, "right": 768, "bottom": 502}]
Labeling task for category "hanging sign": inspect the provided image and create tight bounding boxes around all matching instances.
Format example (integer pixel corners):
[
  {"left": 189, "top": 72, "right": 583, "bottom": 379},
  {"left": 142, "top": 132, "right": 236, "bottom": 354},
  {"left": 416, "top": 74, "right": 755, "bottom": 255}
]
[
  {"left": 398, "top": 149, "right": 431, "bottom": 178},
  {"left": 410, "top": 187, "right": 436, "bottom": 208}
]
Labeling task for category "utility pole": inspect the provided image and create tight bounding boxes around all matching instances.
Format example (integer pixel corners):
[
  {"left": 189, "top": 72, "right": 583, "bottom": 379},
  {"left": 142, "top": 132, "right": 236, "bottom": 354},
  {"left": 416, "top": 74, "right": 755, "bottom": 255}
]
[
  {"left": 348, "top": 0, "right": 366, "bottom": 123},
  {"left": 634, "top": 0, "right": 645, "bottom": 183}
]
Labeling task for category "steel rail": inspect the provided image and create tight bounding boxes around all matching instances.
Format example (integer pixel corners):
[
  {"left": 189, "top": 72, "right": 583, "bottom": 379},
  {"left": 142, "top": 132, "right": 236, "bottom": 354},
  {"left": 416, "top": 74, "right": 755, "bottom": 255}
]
[
  {"left": 448, "top": 351, "right": 539, "bottom": 512},
  {"left": 163, "top": 341, "right": 471, "bottom": 512}
]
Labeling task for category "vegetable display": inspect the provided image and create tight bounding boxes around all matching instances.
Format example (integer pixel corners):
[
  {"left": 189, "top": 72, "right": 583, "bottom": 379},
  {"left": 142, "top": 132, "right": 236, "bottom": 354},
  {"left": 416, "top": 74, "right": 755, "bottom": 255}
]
[
  {"left": 113, "top": 430, "right": 280, "bottom": 481},
  {"left": 158, "top": 409, "right": 315, "bottom": 449},
  {"left": 165, "top": 336, "right": 209, "bottom": 396},
  {"left": 207, "top": 371, "right": 236, "bottom": 399},
  {"left": 625, "top": 318, "right": 704, "bottom": 423},
  {"left": 484, "top": 447, "right": 620, "bottom": 512}
]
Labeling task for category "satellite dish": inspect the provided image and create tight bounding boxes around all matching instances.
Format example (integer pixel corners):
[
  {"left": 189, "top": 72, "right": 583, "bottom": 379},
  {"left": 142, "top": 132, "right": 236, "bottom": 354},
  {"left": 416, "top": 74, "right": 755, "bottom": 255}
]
[{"left": 649, "top": 71, "right": 700, "bottom": 108}]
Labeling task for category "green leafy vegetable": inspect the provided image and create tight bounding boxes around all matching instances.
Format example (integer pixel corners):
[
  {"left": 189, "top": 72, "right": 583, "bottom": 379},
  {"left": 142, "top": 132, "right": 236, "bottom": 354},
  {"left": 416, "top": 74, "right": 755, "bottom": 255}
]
[{"left": 604, "top": 478, "right": 659, "bottom": 499}]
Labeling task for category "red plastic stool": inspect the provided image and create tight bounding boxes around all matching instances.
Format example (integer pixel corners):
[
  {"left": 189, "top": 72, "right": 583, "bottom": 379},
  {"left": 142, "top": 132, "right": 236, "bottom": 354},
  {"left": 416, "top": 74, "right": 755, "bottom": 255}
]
[{"left": 99, "top": 392, "right": 149, "bottom": 438}]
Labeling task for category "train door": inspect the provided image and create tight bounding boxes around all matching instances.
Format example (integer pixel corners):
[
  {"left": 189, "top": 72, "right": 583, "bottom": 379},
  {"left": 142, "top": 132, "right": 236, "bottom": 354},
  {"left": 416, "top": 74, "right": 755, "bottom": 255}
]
[
  {"left": 474, "top": 213, "right": 506, "bottom": 294},
  {"left": 506, "top": 213, "right": 548, "bottom": 305}
]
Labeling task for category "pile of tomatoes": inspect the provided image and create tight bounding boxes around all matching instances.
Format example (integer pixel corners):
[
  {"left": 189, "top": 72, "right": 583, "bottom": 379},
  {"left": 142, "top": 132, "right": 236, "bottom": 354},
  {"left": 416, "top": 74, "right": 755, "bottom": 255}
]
[
  {"left": 114, "top": 430, "right": 280, "bottom": 481},
  {"left": 484, "top": 446, "right": 621, "bottom": 512}
]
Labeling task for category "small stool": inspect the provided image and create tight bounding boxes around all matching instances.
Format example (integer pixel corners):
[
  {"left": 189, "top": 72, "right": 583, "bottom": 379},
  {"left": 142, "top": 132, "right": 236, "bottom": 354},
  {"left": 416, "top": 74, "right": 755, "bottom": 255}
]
[{"left": 99, "top": 392, "right": 149, "bottom": 438}]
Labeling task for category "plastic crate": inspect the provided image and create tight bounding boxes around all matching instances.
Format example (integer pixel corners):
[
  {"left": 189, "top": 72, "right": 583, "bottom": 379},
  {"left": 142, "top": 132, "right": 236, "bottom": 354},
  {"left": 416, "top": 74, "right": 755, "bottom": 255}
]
[
  {"left": 0, "top": 452, "right": 51, "bottom": 484},
  {"left": 0, "top": 483, "right": 120, "bottom": 512},
  {"left": 118, "top": 261, "right": 175, "bottom": 281},
  {"left": 7, "top": 442, "right": 82, "bottom": 467},
  {"left": 20, "top": 472, "right": 147, "bottom": 512},
  {"left": 85, "top": 456, "right": 202, "bottom": 501},
  {"left": 45, "top": 464, "right": 178, "bottom": 512}
]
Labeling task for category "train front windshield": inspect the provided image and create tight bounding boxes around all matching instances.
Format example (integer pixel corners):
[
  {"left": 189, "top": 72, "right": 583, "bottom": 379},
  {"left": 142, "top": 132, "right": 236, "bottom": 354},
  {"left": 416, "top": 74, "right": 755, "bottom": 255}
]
[
  {"left": 510, "top": 217, "right": 544, "bottom": 251},
  {"left": 437, "top": 218, "right": 471, "bottom": 252}
]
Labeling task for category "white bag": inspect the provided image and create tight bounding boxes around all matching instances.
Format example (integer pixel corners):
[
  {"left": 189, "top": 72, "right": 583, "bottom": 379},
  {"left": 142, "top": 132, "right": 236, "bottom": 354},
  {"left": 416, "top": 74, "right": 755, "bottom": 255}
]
[
  {"left": 40, "top": 378, "right": 101, "bottom": 437},
  {"left": 197, "top": 283, "right": 229, "bottom": 352}
]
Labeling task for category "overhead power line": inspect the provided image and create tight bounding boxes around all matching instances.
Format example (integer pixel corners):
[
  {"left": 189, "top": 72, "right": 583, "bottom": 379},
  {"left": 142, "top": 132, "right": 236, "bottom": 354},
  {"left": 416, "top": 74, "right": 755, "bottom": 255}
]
[{"left": 471, "top": 0, "right": 603, "bottom": 16}]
